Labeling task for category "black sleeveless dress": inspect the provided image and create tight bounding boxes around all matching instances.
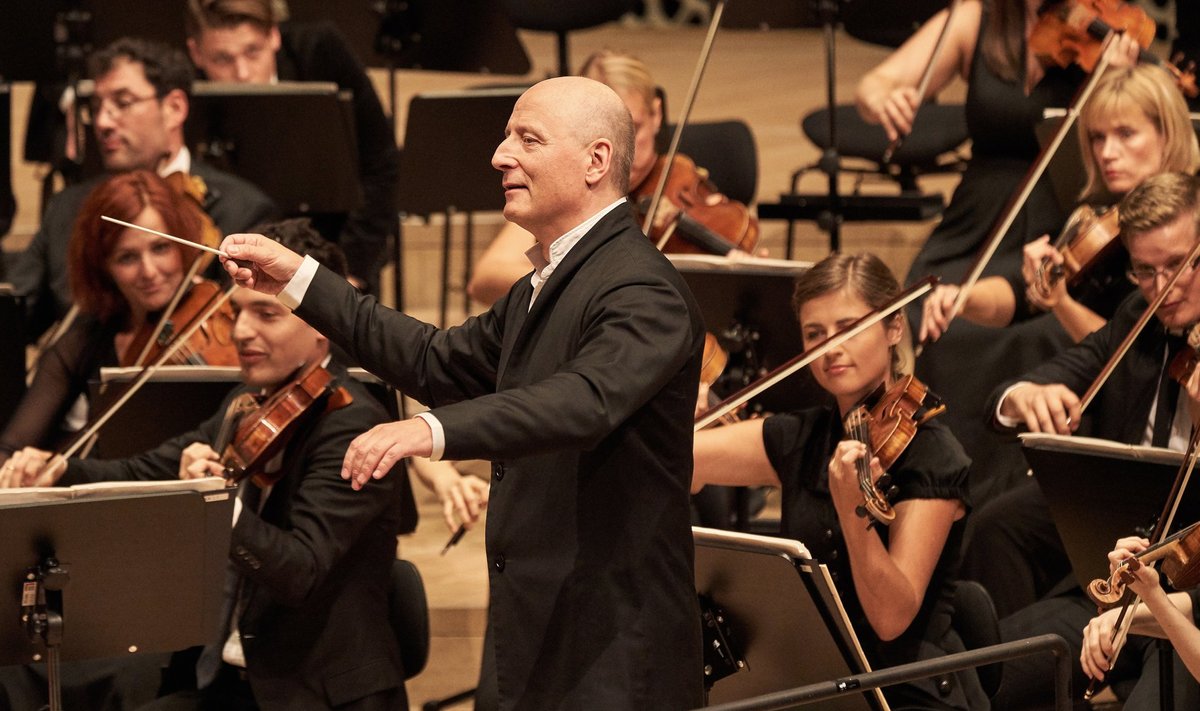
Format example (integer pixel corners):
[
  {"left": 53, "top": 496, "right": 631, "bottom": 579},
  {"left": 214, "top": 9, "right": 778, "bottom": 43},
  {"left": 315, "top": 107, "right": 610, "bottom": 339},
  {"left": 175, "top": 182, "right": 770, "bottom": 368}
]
[{"left": 907, "top": 16, "right": 1084, "bottom": 505}]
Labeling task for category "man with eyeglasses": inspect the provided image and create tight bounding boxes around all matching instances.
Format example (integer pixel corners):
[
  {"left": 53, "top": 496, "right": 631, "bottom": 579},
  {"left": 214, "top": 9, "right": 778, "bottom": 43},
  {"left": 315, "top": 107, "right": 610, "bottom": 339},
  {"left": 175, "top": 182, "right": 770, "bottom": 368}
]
[
  {"left": 184, "top": 0, "right": 401, "bottom": 295},
  {"left": 7, "top": 37, "right": 276, "bottom": 339},
  {"left": 963, "top": 172, "right": 1200, "bottom": 709}
]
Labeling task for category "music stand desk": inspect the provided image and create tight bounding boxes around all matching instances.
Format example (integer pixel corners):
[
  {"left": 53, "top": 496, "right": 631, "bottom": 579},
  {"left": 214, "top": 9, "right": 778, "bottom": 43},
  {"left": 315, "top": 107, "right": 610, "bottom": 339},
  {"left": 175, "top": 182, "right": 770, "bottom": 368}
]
[
  {"left": 1021, "top": 432, "right": 1196, "bottom": 590},
  {"left": 396, "top": 88, "right": 523, "bottom": 325},
  {"left": 694, "top": 527, "right": 887, "bottom": 710},
  {"left": 186, "top": 81, "right": 362, "bottom": 216},
  {"left": 0, "top": 483, "right": 234, "bottom": 666}
]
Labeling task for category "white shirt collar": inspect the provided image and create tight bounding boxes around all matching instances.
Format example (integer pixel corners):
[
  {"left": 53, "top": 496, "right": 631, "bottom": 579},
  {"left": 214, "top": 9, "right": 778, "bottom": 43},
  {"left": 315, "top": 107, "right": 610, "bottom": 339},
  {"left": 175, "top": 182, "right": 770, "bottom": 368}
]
[
  {"left": 158, "top": 146, "right": 192, "bottom": 178},
  {"left": 525, "top": 197, "right": 627, "bottom": 302}
]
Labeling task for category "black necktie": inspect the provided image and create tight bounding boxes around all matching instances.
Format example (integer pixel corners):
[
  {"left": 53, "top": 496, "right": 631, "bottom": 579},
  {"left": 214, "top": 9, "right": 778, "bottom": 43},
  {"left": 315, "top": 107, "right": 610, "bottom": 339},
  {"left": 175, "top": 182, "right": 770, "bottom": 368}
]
[{"left": 1152, "top": 335, "right": 1187, "bottom": 447}]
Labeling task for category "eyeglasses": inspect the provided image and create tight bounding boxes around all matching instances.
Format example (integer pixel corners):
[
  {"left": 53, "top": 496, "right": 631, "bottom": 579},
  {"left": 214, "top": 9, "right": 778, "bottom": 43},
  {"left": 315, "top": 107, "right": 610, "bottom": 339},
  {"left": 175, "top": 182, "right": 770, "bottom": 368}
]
[
  {"left": 1126, "top": 257, "right": 1200, "bottom": 285},
  {"left": 83, "top": 92, "right": 159, "bottom": 122}
]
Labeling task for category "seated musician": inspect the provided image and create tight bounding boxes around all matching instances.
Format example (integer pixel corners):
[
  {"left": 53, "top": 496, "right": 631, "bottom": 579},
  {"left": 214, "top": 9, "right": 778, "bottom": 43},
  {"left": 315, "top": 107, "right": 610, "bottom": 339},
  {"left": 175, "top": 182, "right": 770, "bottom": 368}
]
[
  {"left": 6, "top": 37, "right": 276, "bottom": 339},
  {"left": 0, "top": 170, "right": 237, "bottom": 468},
  {"left": 467, "top": 49, "right": 754, "bottom": 306},
  {"left": 1083, "top": 537, "right": 1200, "bottom": 691},
  {"left": 692, "top": 252, "right": 986, "bottom": 710},
  {"left": 971, "top": 173, "right": 1200, "bottom": 709},
  {"left": 1, "top": 222, "right": 416, "bottom": 710},
  {"left": 183, "top": 0, "right": 400, "bottom": 294},
  {"left": 920, "top": 64, "right": 1200, "bottom": 344}
]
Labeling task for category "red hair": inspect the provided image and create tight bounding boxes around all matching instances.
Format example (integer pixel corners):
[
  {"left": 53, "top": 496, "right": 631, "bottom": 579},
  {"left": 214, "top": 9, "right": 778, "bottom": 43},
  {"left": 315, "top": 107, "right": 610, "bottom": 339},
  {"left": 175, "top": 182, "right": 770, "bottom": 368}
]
[{"left": 68, "top": 170, "right": 205, "bottom": 324}]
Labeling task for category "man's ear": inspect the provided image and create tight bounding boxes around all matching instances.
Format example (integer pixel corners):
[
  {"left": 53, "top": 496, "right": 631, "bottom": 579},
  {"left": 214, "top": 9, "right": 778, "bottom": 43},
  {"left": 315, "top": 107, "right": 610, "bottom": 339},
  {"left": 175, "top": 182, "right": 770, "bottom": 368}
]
[
  {"left": 161, "top": 88, "right": 189, "bottom": 132},
  {"left": 584, "top": 138, "right": 614, "bottom": 187}
]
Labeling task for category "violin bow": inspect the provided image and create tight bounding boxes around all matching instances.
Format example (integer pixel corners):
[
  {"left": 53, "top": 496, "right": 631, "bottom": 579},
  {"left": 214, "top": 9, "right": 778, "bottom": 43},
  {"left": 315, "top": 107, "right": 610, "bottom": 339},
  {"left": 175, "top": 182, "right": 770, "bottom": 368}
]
[
  {"left": 943, "top": 33, "right": 1118, "bottom": 325},
  {"left": 695, "top": 276, "right": 937, "bottom": 431},
  {"left": 1078, "top": 237, "right": 1200, "bottom": 413},
  {"left": 882, "top": 0, "right": 962, "bottom": 164},
  {"left": 644, "top": 0, "right": 728, "bottom": 247},
  {"left": 128, "top": 257, "right": 209, "bottom": 369}
]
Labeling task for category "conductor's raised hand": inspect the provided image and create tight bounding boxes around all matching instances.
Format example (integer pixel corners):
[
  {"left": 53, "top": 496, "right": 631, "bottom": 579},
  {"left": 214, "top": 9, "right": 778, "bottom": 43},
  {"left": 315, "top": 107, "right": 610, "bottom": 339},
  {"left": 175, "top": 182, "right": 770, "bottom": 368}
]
[
  {"left": 342, "top": 418, "right": 434, "bottom": 490},
  {"left": 219, "top": 233, "right": 305, "bottom": 295}
]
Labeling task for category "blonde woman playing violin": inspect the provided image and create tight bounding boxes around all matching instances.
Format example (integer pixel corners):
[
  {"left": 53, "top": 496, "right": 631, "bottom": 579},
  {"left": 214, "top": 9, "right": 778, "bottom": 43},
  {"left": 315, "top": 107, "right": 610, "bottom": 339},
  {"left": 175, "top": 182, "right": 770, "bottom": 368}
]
[{"left": 693, "top": 253, "right": 983, "bottom": 711}]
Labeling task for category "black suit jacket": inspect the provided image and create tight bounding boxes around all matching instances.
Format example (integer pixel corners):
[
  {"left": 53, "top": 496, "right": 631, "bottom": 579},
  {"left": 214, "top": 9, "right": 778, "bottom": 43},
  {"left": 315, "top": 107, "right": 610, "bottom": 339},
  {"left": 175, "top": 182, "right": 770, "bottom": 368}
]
[
  {"left": 296, "top": 207, "right": 706, "bottom": 710},
  {"left": 985, "top": 289, "right": 1166, "bottom": 443},
  {"left": 62, "top": 372, "right": 410, "bottom": 710},
  {"left": 275, "top": 21, "right": 401, "bottom": 286},
  {"left": 8, "top": 160, "right": 276, "bottom": 338}
]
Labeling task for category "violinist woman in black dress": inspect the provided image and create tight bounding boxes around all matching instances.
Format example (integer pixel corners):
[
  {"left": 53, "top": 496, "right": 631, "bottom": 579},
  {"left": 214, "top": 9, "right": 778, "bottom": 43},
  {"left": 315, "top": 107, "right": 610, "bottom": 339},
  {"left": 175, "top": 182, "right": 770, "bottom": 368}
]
[
  {"left": 0, "top": 170, "right": 230, "bottom": 466},
  {"left": 857, "top": 0, "right": 1140, "bottom": 504},
  {"left": 693, "top": 253, "right": 986, "bottom": 710}
]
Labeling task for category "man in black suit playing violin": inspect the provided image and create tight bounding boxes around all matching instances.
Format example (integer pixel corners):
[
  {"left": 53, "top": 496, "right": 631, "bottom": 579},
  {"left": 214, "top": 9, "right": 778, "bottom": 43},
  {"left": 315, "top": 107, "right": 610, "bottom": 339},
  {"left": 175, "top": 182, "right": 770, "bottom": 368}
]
[
  {"left": 968, "top": 172, "right": 1200, "bottom": 709},
  {"left": 0, "top": 223, "right": 413, "bottom": 710}
]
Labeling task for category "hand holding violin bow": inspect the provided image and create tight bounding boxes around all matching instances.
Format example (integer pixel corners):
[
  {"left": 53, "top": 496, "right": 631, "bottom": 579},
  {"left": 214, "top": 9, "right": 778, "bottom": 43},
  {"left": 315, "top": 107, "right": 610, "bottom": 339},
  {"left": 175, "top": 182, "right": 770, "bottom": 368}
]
[{"left": 0, "top": 448, "right": 67, "bottom": 488}]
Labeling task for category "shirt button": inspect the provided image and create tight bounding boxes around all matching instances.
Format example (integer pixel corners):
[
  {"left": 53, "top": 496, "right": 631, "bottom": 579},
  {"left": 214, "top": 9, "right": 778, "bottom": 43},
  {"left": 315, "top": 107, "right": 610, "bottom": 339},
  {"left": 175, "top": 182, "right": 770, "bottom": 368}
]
[
  {"left": 829, "top": 549, "right": 839, "bottom": 561},
  {"left": 823, "top": 529, "right": 835, "bottom": 541},
  {"left": 492, "top": 463, "right": 505, "bottom": 481},
  {"left": 494, "top": 554, "right": 506, "bottom": 572}
]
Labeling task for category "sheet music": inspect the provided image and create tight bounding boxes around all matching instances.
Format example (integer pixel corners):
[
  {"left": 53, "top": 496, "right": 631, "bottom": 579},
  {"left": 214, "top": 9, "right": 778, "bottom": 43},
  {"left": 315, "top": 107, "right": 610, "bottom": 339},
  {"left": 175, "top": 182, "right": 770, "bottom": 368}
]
[
  {"left": 1020, "top": 432, "right": 1184, "bottom": 466},
  {"left": 668, "top": 253, "right": 813, "bottom": 272},
  {"left": 0, "top": 477, "right": 228, "bottom": 505}
]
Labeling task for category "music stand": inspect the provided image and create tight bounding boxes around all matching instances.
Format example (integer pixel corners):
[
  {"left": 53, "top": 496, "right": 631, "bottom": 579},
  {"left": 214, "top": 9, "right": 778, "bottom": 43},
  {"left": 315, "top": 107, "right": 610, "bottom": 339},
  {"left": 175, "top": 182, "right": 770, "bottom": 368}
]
[
  {"left": 185, "top": 81, "right": 362, "bottom": 217},
  {"left": 668, "top": 255, "right": 828, "bottom": 415},
  {"left": 1020, "top": 432, "right": 1199, "bottom": 590},
  {"left": 396, "top": 87, "right": 523, "bottom": 325},
  {"left": 0, "top": 284, "right": 26, "bottom": 433},
  {"left": 693, "top": 527, "right": 887, "bottom": 710},
  {"left": 0, "top": 486, "right": 234, "bottom": 707}
]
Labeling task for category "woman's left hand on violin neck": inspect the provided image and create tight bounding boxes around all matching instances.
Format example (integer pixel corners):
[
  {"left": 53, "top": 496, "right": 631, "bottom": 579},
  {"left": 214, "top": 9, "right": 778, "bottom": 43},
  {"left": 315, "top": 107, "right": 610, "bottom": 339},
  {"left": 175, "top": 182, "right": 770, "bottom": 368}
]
[{"left": 827, "top": 439, "right": 883, "bottom": 517}]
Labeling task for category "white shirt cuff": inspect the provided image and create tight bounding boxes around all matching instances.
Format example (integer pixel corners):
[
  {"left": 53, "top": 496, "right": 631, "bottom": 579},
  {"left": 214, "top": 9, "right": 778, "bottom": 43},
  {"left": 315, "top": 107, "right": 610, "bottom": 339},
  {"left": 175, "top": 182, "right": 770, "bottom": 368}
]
[
  {"left": 277, "top": 255, "right": 321, "bottom": 310},
  {"left": 413, "top": 412, "right": 446, "bottom": 461},
  {"left": 995, "top": 381, "right": 1033, "bottom": 429}
]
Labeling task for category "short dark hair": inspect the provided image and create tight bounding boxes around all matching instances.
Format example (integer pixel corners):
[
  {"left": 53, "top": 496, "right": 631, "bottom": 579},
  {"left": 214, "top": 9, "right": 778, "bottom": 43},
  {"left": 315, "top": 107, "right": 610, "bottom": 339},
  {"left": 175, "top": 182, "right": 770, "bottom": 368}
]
[
  {"left": 88, "top": 37, "right": 195, "bottom": 99},
  {"left": 1119, "top": 172, "right": 1200, "bottom": 244},
  {"left": 254, "top": 218, "right": 350, "bottom": 278},
  {"left": 184, "top": 0, "right": 275, "bottom": 39}
]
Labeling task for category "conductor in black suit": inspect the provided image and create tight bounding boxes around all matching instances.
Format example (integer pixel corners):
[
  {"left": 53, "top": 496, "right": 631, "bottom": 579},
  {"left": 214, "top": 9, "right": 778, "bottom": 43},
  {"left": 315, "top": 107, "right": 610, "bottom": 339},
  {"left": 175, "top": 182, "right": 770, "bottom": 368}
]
[
  {"left": 220, "top": 76, "right": 706, "bottom": 710},
  {"left": 184, "top": 0, "right": 401, "bottom": 295},
  {"left": 7, "top": 37, "right": 276, "bottom": 340}
]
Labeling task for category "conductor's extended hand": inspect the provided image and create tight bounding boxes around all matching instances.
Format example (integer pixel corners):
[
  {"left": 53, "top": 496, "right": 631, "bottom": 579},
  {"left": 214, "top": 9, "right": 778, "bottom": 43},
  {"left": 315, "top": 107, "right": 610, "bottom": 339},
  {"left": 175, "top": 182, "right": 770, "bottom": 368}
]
[
  {"left": 342, "top": 418, "right": 434, "bottom": 490},
  {"left": 219, "top": 233, "right": 306, "bottom": 295}
]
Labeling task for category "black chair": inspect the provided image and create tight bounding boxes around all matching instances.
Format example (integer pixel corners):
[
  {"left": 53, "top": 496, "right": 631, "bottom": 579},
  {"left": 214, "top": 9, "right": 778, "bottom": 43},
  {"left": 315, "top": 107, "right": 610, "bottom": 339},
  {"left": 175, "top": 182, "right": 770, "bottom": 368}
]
[
  {"left": 951, "top": 580, "right": 1003, "bottom": 699},
  {"left": 390, "top": 559, "right": 431, "bottom": 680},
  {"left": 500, "top": 1, "right": 635, "bottom": 76},
  {"left": 669, "top": 119, "right": 759, "bottom": 205}
]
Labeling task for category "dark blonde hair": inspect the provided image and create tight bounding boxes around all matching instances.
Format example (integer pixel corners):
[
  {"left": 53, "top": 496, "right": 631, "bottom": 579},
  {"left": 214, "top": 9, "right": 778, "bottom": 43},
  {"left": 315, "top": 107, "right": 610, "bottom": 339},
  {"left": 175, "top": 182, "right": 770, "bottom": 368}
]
[
  {"left": 184, "top": 0, "right": 275, "bottom": 38},
  {"left": 68, "top": 171, "right": 204, "bottom": 324},
  {"left": 1079, "top": 65, "right": 1200, "bottom": 203},
  {"left": 1118, "top": 172, "right": 1200, "bottom": 243},
  {"left": 979, "top": 0, "right": 1029, "bottom": 84},
  {"left": 791, "top": 253, "right": 911, "bottom": 377}
]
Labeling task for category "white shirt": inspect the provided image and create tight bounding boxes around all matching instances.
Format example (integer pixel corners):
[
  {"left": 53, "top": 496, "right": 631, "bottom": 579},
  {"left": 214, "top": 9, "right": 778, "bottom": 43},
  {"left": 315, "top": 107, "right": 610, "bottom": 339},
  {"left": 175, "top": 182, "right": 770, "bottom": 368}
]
[
  {"left": 158, "top": 146, "right": 192, "bottom": 178},
  {"left": 278, "top": 198, "right": 629, "bottom": 461}
]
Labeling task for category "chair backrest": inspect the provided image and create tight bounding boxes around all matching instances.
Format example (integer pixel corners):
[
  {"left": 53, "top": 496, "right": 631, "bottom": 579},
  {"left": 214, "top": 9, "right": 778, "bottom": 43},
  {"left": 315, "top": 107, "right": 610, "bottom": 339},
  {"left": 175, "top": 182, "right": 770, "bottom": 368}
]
[
  {"left": 390, "top": 559, "right": 430, "bottom": 680},
  {"left": 666, "top": 120, "right": 759, "bottom": 205},
  {"left": 500, "top": 0, "right": 634, "bottom": 31},
  {"left": 951, "top": 580, "right": 1003, "bottom": 698}
]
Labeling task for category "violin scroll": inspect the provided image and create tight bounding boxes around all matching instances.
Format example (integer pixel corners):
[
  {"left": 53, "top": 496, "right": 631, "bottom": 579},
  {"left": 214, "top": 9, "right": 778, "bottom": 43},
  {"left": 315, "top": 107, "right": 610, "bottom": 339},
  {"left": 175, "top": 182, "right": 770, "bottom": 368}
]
[{"left": 1086, "top": 521, "right": 1200, "bottom": 609}]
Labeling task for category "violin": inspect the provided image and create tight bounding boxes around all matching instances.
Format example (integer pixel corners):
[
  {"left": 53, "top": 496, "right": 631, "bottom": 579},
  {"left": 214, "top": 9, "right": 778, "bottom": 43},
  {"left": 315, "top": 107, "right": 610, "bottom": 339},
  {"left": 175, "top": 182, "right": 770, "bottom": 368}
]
[
  {"left": 843, "top": 375, "right": 947, "bottom": 526},
  {"left": 1166, "top": 323, "right": 1200, "bottom": 385},
  {"left": 1087, "top": 520, "right": 1200, "bottom": 608},
  {"left": 1037, "top": 204, "right": 1122, "bottom": 292},
  {"left": 1031, "top": 0, "right": 1198, "bottom": 96},
  {"left": 121, "top": 278, "right": 238, "bottom": 367},
  {"left": 632, "top": 154, "right": 759, "bottom": 256},
  {"left": 220, "top": 361, "right": 353, "bottom": 488}
]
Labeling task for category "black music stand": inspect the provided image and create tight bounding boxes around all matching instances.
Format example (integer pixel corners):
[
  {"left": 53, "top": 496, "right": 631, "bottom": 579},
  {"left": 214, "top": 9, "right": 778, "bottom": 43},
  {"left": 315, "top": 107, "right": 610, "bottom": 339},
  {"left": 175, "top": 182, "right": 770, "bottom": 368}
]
[
  {"left": 0, "top": 487, "right": 234, "bottom": 708},
  {"left": 0, "top": 284, "right": 26, "bottom": 433},
  {"left": 396, "top": 88, "right": 522, "bottom": 325},
  {"left": 692, "top": 527, "right": 885, "bottom": 710},
  {"left": 1021, "top": 433, "right": 1200, "bottom": 590},
  {"left": 88, "top": 366, "right": 401, "bottom": 459},
  {"left": 668, "top": 255, "right": 829, "bottom": 415},
  {"left": 185, "top": 81, "right": 362, "bottom": 218}
]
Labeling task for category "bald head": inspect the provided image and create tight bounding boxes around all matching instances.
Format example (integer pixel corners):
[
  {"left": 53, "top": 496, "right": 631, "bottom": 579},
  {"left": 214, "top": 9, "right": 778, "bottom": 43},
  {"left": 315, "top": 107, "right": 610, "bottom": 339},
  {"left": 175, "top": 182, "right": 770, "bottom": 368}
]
[{"left": 492, "top": 77, "right": 636, "bottom": 243}]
